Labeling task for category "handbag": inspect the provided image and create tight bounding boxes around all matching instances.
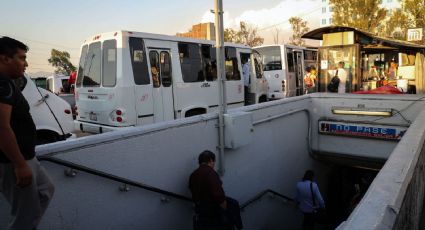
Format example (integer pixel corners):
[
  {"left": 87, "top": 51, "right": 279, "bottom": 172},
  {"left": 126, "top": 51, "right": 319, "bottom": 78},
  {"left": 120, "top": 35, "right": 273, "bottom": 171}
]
[
  {"left": 327, "top": 70, "right": 340, "bottom": 92},
  {"left": 310, "top": 182, "right": 327, "bottom": 224}
]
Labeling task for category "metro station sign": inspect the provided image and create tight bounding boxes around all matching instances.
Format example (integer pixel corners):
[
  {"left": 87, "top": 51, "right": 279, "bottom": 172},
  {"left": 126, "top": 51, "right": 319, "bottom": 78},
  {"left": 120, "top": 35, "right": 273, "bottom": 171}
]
[
  {"left": 407, "top": 28, "right": 423, "bottom": 42},
  {"left": 318, "top": 121, "right": 408, "bottom": 141}
]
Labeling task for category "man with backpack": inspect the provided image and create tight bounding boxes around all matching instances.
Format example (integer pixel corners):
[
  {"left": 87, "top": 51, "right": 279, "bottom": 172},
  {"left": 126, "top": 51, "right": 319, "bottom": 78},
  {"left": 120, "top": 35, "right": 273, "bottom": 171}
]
[{"left": 327, "top": 61, "right": 347, "bottom": 93}]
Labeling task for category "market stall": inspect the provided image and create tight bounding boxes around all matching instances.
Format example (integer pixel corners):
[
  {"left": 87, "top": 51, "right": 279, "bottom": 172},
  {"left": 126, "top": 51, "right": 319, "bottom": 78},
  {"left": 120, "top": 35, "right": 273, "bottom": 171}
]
[{"left": 302, "top": 26, "right": 425, "bottom": 94}]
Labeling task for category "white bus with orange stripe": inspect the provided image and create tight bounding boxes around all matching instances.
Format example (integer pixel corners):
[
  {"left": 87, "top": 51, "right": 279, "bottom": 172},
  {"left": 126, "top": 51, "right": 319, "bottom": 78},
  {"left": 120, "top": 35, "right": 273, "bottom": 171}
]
[{"left": 74, "top": 31, "right": 267, "bottom": 133}]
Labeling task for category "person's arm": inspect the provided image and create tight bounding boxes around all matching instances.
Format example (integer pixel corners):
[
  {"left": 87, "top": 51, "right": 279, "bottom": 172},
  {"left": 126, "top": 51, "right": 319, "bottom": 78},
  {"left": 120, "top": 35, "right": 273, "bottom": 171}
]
[
  {"left": 314, "top": 183, "right": 325, "bottom": 208},
  {"left": 0, "top": 103, "right": 33, "bottom": 187},
  {"left": 208, "top": 171, "right": 227, "bottom": 209}
]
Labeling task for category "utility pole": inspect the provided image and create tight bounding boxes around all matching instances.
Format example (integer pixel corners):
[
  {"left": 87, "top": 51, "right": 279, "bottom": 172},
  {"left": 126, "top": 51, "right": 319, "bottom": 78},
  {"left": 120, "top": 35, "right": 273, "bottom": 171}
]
[{"left": 214, "top": 0, "right": 226, "bottom": 175}]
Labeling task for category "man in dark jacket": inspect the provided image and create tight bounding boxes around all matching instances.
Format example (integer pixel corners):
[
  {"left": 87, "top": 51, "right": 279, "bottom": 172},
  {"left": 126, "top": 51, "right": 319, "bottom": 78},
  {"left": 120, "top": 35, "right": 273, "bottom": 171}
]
[
  {"left": 0, "top": 36, "right": 55, "bottom": 230},
  {"left": 189, "top": 150, "right": 242, "bottom": 230}
]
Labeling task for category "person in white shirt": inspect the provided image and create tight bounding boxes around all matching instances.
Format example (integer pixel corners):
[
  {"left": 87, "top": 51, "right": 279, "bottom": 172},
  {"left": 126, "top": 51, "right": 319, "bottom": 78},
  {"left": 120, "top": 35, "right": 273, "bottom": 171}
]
[
  {"left": 328, "top": 61, "right": 347, "bottom": 93},
  {"left": 242, "top": 58, "right": 250, "bottom": 88},
  {"left": 242, "top": 58, "right": 250, "bottom": 104}
]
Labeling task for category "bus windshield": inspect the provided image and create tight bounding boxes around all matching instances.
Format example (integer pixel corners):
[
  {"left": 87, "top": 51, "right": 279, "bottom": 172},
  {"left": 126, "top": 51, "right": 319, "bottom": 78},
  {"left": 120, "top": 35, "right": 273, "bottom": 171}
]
[{"left": 255, "top": 46, "right": 282, "bottom": 71}]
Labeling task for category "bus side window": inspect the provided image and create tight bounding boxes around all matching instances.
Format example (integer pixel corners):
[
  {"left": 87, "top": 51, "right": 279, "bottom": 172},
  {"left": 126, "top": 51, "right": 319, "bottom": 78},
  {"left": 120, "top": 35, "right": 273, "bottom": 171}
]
[
  {"left": 225, "top": 47, "right": 241, "bottom": 81},
  {"left": 160, "top": 51, "right": 172, "bottom": 87},
  {"left": 178, "top": 43, "right": 204, "bottom": 82},
  {"left": 149, "top": 51, "right": 161, "bottom": 88},
  {"left": 286, "top": 49, "right": 295, "bottom": 72},
  {"left": 202, "top": 45, "right": 217, "bottom": 81},
  {"left": 102, "top": 39, "right": 117, "bottom": 87},
  {"left": 76, "top": 45, "right": 88, "bottom": 87},
  {"left": 129, "top": 37, "right": 150, "bottom": 85}
]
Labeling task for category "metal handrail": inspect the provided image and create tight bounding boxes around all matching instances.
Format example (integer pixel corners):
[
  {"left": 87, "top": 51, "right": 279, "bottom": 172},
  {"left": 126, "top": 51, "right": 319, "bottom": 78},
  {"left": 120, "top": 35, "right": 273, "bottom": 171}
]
[
  {"left": 38, "top": 156, "right": 192, "bottom": 202},
  {"left": 38, "top": 156, "right": 296, "bottom": 211},
  {"left": 240, "top": 189, "right": 296, "bottom": 210}
]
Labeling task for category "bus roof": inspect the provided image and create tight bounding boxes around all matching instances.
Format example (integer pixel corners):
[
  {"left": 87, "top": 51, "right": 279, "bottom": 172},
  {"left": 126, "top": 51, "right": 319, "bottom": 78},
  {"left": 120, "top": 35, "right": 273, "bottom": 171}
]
[
  {"left": 253, "top": 44, "right": 310, "bottom": 50},
  {"left": 82, "top": 30, "right": 251, "bottom": 49}
]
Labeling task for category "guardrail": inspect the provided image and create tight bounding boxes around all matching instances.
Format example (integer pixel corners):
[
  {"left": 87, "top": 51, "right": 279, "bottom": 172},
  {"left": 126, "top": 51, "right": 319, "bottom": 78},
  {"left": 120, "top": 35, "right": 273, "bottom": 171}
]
[
  {"left": 38, "top": 155, "right": 193, "bottom": 202},
  {"left": 240, "top": 189, "right": 296, "bottom": 210},
  {"left": 38, "top": 156, "right": 296, "bottom": 212}
]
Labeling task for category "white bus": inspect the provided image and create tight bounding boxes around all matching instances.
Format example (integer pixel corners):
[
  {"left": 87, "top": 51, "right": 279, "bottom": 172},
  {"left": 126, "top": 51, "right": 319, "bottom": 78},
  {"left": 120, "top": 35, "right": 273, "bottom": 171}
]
[
  {"left": 17, "top": 75, "right": 75, "bottom": 144},
  {"left": 74, "top": 31, "right": 267, "bottom": 133},
  {"left": 254, "top": 45, "right": 317, "bottom": 99}
]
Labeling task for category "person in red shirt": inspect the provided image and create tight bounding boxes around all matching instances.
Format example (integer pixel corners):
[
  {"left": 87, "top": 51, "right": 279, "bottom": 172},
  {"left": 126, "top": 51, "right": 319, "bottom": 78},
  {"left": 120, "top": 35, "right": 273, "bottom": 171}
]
[{"left": 68, "top": 71, "right": 76, "bottom": 93}]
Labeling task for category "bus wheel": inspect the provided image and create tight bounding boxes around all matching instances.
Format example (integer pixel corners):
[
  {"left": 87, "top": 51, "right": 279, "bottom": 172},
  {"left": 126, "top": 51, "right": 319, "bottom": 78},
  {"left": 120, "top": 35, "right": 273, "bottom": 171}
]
[
  {"left": 36, "top": 130, "right": 60, "bottom": 145},
  {"left": 185, "top": 108, "right": 206, "bottom": 117},
  {"left": 259, "top": 95, "right": 268, "bottom": 103}
]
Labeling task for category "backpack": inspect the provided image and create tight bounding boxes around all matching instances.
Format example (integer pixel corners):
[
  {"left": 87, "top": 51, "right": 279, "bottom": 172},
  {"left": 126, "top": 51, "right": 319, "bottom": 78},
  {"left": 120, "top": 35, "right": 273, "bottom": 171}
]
[{"left": 327, "top": 70, "right": 340, "bottom": 92}]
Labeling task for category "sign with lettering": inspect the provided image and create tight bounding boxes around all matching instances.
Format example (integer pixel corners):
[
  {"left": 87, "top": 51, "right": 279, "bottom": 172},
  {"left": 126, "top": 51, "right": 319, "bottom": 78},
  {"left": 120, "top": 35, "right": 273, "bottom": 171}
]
[
  {"left": 318, "top": 121, "right": 408, "bottom": 141},
  {"left": 407, "top": 28, "right": 423, "bottom": 42}
]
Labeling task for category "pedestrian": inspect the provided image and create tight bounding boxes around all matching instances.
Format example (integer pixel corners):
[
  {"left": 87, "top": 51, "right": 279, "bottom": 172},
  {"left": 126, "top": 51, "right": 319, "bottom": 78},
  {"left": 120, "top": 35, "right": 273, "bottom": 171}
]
[
  {"left": 328, "top": 61, "right": 347, "bottom": 93},
  {"left": 309, "top": 66, "right": 317, "bottom": 93},
  {"left": 189, "top": 150, "right": 243, "bottom": 230},
  {"left": 0, "top": 36, "right": 55, "bottom": 230},
  {"left": 304, "top": 66, "right": 316, "bottom": 94},
  {"left": 296, "top": 170, "right": 325, "bottom": 230},
  {"left": 242, "top": 57, "right": 250, "bottom": 105}
]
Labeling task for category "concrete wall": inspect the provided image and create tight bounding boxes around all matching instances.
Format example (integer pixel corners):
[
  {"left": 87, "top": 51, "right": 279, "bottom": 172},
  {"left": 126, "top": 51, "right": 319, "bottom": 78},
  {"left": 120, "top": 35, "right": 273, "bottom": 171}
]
[
  {"left": 1, "top": 95, "right": 326, "bottom": 230},
  {"left": 338, "top": 102, "right": 425, "bottom": 229},
  {"left": 2, "top": 93, "right": 425, "bottom": 229}
]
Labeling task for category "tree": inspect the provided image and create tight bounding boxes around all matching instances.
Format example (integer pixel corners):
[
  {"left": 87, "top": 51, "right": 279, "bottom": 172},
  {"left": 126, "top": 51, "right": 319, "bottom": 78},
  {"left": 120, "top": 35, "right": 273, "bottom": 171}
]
[
  {"left": 272, "top": 27, "right": 282, "bottom": 44},
  {"left": 330, "top": 0, "right": 387, "bottom": 34},
  {"left": 224, "top": 28, "right": 242, "bottom": 44},
  {"left": 288, "top": 17, "right": 309, "bottom": 46},
  {"left": 385, "top": 9, "right": 409, "bottom": 40},
  {"left": 48, "top": 49, "right": 76, "bottom": 75},
  {"left": 224, "top": 21, "right": 264, "bottom": 47},
  {"left": 403, "top": 0, "right": 425, "bottom": 44}
]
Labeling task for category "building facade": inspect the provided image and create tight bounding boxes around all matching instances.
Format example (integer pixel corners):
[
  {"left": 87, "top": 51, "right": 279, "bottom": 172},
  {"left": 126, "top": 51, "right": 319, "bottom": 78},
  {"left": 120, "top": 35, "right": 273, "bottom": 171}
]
[
  {"left": 176, "top": 22, "right": 216, "bottom": 40},
  {"left": 320, "top": 0, "right": 401, "bottom": 27}
]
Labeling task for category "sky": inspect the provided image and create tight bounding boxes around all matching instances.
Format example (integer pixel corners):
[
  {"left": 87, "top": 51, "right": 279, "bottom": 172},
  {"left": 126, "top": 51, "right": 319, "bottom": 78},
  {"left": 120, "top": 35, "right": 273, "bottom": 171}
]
[{"left": 0, "top": 0, "right": 321, "bottom": 75}]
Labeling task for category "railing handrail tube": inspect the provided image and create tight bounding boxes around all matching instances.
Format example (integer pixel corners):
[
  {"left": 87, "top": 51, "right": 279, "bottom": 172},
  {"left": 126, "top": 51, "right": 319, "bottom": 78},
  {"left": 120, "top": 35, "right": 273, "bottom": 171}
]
[{"left": 38, "top": 156, "right": 193, "bottom": 202}]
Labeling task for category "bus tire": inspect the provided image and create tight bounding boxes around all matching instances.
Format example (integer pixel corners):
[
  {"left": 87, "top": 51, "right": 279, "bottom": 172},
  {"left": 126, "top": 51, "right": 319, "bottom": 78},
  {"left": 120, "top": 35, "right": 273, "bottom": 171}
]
[{"left": 258, "top": 95, "right": 268, "bottom": 103}]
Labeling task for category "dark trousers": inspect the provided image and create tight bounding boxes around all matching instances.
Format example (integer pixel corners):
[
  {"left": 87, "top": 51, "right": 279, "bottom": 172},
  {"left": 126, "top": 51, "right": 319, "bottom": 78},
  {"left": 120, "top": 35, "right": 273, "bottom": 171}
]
[
  {"left": 303, "top": 213, "right": 315, "bottom": 230},
  {"left": 194, "top": 197, "right": 243, "bottom": 230},
  {"left": 225, "top": 197, "right": 243, "bottom": 230}
]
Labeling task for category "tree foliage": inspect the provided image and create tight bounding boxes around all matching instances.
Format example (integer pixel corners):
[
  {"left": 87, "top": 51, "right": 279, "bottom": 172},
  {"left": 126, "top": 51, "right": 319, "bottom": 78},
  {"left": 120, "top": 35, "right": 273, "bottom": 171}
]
[
  {"left": 48, "top": 49, "right": 76, "bottom": 75},
  {"left": 404, "top": 0, "right": 425, "bottom": 28},
  {"left": 385, "top": 9, "right": 409, "bottom": 39},
  {"left": 288, "top": 17, "right": 309, "bottom": 46},
  {"left": 330, "top": 0, "right": 387, "bottom": 34},
  {"left": 224, "top": 21, "right": 264, "bottom": 47},
  {"left": 403, "top": 0, "right": 425, "bottom": 43}
]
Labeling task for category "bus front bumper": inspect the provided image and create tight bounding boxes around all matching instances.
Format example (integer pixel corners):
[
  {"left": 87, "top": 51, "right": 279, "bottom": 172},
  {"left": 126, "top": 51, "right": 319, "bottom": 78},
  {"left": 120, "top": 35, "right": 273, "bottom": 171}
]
[{"left": 74, "top": 120, "right": 125, "bottom": 134}]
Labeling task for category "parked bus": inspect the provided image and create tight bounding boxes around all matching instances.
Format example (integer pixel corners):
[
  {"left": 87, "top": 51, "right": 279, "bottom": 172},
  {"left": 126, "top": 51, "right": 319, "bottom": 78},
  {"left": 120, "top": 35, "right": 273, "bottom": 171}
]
[
  {"left": 254, "top": 45, "right": 318, "bottom": 99},
  {"left": 75, "top": 31, "right": 268, "bottom": 133}
]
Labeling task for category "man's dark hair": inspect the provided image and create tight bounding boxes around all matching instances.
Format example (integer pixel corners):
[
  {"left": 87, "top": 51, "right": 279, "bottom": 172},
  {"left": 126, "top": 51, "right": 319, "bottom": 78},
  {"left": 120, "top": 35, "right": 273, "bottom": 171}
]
[
  {"left": 305, "top": 66, "right": 311, "bottom": 72},
  {"left": 0, "top": 37, "right": 29, "bottom": 57},
  {"left": 302, "top": 170, "right": 314, "bottom": 181},
  {"left": 198, "top": 150, "right": 216, "bottom": 165}
]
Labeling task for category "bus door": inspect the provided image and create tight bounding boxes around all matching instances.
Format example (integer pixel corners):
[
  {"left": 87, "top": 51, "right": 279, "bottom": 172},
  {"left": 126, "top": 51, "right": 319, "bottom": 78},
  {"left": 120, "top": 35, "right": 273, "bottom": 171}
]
[
  {"left": 148, "top": 49, "right": 174, "bottom": 122},
  {"left": 294, "top": 50, "right": 304, "bottom": 95},
  {"left": 285, "top": 48, "right": 296, "bottom": 97}
]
